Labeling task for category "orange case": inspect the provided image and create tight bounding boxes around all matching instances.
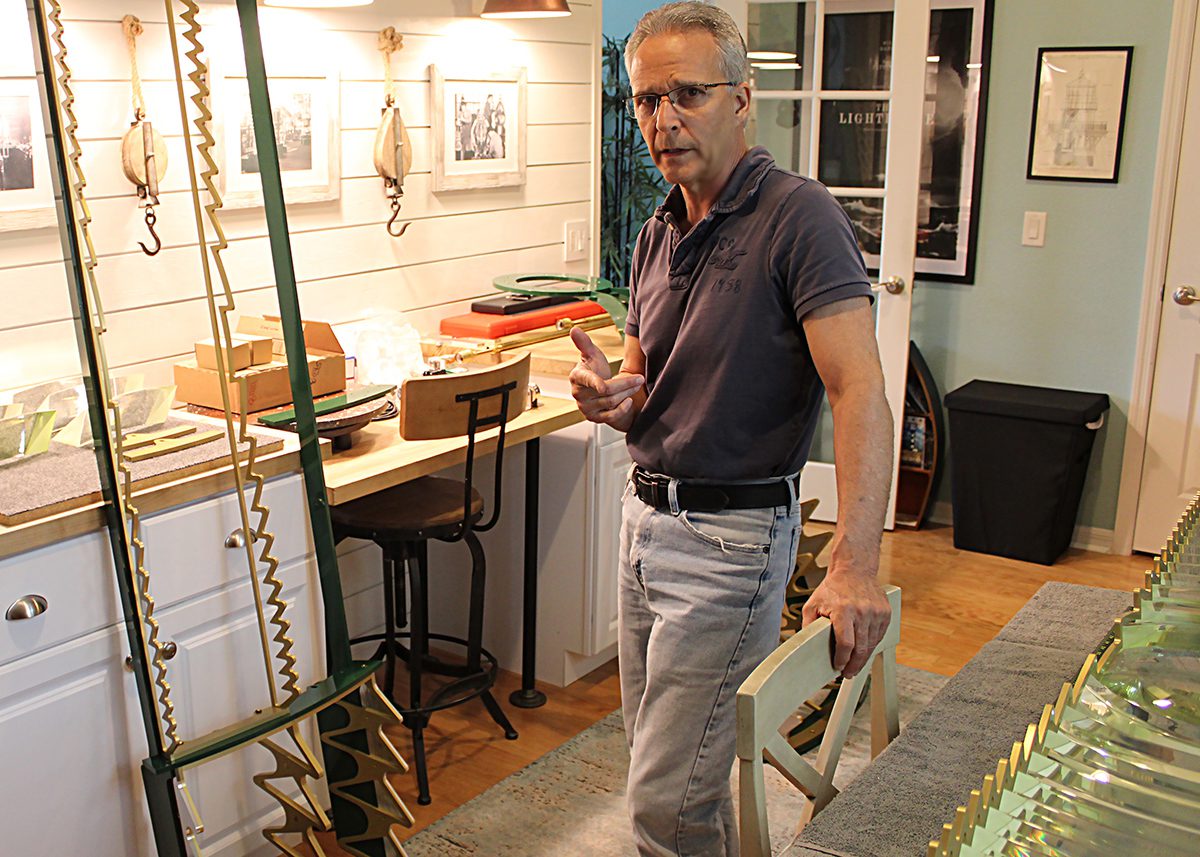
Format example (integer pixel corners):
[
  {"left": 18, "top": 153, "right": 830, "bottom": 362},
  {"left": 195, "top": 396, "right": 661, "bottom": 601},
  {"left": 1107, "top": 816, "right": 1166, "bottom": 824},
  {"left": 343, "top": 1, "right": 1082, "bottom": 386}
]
[{"left": 439, "top": 300, "right": 605, "bottom": 338}]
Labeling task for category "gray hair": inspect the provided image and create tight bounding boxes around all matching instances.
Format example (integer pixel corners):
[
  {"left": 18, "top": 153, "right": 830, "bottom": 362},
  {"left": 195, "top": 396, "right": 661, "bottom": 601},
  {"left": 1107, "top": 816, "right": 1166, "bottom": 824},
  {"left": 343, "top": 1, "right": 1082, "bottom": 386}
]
[{"left": 625, "top": 2, "right": 750, "bottom": 85}]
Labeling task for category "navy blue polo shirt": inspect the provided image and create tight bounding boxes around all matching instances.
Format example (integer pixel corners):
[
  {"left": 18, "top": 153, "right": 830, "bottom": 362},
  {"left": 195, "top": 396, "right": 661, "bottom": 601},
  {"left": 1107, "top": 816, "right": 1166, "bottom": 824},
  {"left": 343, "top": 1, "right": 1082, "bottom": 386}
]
[{"left": 624, "top": 146, "right": 872, "bottom": 481}]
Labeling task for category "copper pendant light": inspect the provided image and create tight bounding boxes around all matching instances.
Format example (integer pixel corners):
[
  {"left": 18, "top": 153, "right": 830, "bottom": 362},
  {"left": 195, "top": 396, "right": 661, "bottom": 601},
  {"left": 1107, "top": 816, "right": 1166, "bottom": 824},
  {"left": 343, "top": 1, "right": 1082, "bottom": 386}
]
[{"left": 480, "top": 0, "right": 571, "bottom": 18}]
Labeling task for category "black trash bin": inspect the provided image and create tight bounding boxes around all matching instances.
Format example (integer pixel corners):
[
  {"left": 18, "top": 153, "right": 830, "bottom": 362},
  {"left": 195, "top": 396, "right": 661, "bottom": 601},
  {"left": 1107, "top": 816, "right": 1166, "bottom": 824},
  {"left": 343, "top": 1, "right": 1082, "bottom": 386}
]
[{"left": 944, "top": 380, "right": 1109, "bottom": 565}]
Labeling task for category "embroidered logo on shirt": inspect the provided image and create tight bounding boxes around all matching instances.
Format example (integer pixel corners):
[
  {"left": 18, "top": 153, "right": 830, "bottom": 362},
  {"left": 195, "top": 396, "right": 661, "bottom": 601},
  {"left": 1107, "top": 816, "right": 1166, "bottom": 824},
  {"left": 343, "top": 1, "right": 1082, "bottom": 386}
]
[{"left": 709, "top": 236, "right": 747, "bottom": 270}]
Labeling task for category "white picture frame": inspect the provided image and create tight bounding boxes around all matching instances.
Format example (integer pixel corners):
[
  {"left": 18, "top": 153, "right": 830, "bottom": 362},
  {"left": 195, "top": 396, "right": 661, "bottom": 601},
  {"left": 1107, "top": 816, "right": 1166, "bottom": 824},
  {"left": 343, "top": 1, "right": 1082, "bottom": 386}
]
[
  {"left": 213, "top": 69, "right": 341, "bottom": 208},
  {"left": 0, "top": 77, "right": 56, "bottom": 231},
  {"left": 430, "top": 65, "right": 527, "bottom": 192}
]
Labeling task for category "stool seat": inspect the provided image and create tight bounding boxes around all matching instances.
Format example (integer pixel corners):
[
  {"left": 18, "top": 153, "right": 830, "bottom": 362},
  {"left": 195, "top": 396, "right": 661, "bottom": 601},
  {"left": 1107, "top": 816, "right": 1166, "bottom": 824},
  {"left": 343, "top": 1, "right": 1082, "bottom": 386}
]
[{"left": 331, "top": 476, "right": 484, "bottom": 539}]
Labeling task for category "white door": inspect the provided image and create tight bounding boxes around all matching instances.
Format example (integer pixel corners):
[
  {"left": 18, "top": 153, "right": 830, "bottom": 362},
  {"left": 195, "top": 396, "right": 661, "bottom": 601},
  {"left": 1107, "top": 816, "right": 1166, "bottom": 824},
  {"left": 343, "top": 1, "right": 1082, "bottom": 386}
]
[
  {"left": 744, "top": 0, "right": 931, "bottom": 528},
  {"left": 1134, "top": 16, "right": 1200, "bottom": 552}
]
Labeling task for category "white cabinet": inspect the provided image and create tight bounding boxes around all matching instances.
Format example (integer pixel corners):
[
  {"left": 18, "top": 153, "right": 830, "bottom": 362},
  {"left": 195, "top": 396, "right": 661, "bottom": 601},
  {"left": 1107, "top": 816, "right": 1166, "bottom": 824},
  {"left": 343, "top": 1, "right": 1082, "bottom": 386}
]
[
  {"left": 0, "top": 473, "right": 322, "bottom": 857},
  {"left": 0, "top": 622, "right": 151, "bottom": 856},
  {"left": 588, "top": 433, "right": 629, "bottom": 655}
]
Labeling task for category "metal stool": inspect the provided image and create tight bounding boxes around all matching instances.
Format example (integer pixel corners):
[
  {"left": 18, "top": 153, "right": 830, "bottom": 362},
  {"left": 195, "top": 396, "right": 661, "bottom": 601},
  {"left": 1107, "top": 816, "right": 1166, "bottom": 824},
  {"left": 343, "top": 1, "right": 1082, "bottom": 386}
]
[{"left": 331, "top": 353, "right": 531, "bottom": 805}]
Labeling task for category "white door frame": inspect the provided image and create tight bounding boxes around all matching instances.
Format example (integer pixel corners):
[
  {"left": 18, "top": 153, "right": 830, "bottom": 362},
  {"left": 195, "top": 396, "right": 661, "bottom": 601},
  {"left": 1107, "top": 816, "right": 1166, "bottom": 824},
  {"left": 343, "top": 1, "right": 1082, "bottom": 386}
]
[{"left": 1112, "top": 0, "right": 1199, "bottom": 555}]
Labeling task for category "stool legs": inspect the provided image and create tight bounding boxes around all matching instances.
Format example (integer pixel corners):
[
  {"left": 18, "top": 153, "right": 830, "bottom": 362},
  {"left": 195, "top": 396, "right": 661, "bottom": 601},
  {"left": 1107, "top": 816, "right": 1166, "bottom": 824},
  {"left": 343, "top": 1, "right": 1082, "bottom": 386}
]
[
  {"left": 404, "top": 545, "right": 433, "bottom": 806},
  {"left": 464, "top": 531, "right": 519, "bottom": 741}
]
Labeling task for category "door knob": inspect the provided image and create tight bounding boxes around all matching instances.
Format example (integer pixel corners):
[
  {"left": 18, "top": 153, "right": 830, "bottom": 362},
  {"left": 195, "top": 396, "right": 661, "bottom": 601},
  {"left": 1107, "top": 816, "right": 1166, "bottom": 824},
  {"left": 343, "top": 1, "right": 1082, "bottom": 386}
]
[
  {"left": 1173, "top": 284, "right": 1197, "bottom": 306},
  {"left": 5, "top": 594, "right": 48, "bottom": 621},
  {"left": 872, "top": 276, "right": 906, "bottom": 295}
]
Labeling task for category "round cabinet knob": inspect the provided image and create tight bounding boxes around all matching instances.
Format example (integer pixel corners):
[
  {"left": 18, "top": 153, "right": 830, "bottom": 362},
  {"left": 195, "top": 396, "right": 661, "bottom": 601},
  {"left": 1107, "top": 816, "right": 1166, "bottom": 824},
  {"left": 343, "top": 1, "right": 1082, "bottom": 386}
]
[
  {"left": 5, "top": 594, "right": 48, "bottom": 621},
  {"left": 1173, "top": 284, "right": 1197, "bottom": 306},
  {"left": 162, "top": 641, "right": 178, "bottom": 660}
]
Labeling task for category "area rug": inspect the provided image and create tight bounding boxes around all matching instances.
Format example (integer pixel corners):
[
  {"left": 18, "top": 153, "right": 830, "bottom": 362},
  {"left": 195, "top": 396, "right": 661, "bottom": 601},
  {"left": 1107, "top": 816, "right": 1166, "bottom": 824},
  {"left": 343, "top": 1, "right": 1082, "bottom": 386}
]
[{"left": 403, "top": 666, "right": 948, "bottom": 856}]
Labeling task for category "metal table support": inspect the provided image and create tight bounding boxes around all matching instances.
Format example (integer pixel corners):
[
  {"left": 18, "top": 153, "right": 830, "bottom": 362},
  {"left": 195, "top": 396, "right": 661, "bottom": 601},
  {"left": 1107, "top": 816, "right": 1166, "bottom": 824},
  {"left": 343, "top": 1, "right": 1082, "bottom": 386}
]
[{"left": 510, "top": 438, "right": 547, "bottom": 708}]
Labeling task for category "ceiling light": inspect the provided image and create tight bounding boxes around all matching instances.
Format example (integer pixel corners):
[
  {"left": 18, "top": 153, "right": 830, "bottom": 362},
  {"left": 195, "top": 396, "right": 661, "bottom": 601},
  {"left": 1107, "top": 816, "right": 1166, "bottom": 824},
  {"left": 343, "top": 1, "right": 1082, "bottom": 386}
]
[
  {"left": 966, "top": 62, "right": 982, "bottom": 69},
  {"left": 263, "top": 0, "right": 373, "bottom": 6},
  {"left": 752, "top": 62, "right": 801, "bottom": 70},
  {"left": 481, "top": 0, "right": 571, "bottom": 18},
  {"left": 926, "top": 55, "right": 940, "bottom": 63},
  {"left": 748, "top": 50, "right": 797, "bottom": 61}
]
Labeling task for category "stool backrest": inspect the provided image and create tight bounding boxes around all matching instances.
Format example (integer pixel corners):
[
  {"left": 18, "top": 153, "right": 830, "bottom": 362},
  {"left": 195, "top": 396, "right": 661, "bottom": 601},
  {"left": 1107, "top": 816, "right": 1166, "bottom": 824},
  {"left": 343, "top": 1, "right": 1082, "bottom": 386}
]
[
  {"left": 399, "top": 352, "right": 530, "bottom": 441},
  {"left": 399, "top": 352, "right": 531, "bottom": 535}
]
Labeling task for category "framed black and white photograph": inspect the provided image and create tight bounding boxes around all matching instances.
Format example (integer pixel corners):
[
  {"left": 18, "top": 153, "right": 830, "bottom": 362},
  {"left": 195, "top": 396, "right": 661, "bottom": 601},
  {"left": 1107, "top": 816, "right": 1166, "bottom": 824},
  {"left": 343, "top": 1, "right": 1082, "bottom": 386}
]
[
  {"left": 215, "top": 70, "right": 340, "bottom": 208},
  {"left": 1027, "top": 46, "right": 1132, "bottom": 183},
  {"left": 430, "top": 66, "right": 526, "bottom": 192},
  {"left": 0, "top": 78, "right": 55, "bottom": 231}
]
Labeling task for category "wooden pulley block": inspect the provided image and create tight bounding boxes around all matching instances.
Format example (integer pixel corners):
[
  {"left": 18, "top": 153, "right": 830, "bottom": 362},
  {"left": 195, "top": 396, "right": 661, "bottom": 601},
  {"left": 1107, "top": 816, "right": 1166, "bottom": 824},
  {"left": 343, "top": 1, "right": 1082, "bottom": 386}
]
[
  {"left": 121, "top": 120, "right": 169, "bottom": 194},
  {"left": 373, "top": 107, "right": 412, "bottom": 184}
]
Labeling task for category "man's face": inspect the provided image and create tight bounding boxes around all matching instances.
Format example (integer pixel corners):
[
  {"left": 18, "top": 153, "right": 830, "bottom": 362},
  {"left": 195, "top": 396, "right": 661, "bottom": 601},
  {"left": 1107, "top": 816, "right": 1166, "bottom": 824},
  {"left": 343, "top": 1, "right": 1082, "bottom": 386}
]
[{"left": 628, "top": 30, "right": 749, "bottom": 191}]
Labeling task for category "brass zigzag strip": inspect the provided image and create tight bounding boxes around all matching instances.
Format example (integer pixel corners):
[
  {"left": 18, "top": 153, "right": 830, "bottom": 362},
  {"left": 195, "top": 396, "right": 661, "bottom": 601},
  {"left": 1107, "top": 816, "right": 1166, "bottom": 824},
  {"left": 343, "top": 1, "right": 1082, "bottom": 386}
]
[
  {"left": 175, "top": 0, "right": 302, "bottom": 704},
  {"left": 253, "top": 726, "right": 332, "bottom": 856},
  {"left": 47, "top": 0, "right": 180, "bottom": 755},
  {"left": 321, "top": 678, "right": 413, "bottom": 857}
]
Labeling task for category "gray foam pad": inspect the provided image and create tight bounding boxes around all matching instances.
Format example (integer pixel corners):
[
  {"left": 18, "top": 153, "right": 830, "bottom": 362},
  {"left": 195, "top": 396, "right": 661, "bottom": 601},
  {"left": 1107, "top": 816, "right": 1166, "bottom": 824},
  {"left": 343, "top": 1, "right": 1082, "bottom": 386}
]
[{"left": 0, "top": 416, "right": 278, "bottom": 522}]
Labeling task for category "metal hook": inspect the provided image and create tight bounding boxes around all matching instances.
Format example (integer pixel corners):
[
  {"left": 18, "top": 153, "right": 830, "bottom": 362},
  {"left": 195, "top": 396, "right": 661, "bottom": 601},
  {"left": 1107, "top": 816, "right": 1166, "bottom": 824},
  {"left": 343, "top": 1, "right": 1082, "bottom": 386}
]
[
  {"left": 386, "top": 194, "right": 409, "bottom": 238},
  {"left": 138, "top": 205, "right": 161, "bottom": 256}
]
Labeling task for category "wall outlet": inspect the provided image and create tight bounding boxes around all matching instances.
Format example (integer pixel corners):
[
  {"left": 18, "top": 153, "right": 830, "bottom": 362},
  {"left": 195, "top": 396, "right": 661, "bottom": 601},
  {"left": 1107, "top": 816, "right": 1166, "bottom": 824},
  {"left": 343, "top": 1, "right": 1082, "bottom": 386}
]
[
  {"left": 1022, "top": 211, "right": 1047, "bottom": 247},
  {"left": 563, "top": 219, "right": 589, "bottom": 262}
]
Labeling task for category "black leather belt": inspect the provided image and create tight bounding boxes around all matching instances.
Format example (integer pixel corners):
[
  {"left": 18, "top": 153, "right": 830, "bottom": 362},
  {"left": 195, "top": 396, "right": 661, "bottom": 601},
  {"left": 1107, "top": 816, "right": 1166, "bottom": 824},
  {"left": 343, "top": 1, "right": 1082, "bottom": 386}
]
[{"left": 631, "top": 466, "right": 797, "bottom": 512}]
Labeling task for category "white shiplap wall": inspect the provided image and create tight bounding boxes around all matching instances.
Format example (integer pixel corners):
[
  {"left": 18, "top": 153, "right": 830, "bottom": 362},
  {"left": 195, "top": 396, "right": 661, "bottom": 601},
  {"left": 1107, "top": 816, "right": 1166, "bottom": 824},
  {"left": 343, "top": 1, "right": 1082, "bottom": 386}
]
[{"left": 0, "top": 0, "right": 599, "bottom": 395}]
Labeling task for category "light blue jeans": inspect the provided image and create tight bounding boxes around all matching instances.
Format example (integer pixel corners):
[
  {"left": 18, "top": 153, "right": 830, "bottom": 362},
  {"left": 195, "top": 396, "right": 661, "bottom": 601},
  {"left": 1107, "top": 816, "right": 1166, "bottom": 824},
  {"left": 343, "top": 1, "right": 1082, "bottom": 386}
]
[{"left": 619, "top": 475, "right": 801, "bottom": 856}]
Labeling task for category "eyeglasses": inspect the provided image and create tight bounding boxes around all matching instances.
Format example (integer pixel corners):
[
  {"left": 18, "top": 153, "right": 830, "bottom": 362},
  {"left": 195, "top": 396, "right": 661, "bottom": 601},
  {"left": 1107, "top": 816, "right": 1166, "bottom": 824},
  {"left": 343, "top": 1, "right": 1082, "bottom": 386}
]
[{"left": 625, "top": 82, "right": 737, "bottom": 120}]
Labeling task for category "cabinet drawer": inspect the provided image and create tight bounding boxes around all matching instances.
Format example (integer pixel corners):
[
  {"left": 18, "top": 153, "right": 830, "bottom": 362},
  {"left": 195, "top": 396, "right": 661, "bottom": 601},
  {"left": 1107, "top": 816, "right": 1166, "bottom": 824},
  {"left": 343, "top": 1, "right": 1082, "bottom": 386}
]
[
  {"left": 0, "top": 532, "right": 119, "bottom": 667},
  {"left": 140, "top": 473, "right": 312, "bottom": 610}
]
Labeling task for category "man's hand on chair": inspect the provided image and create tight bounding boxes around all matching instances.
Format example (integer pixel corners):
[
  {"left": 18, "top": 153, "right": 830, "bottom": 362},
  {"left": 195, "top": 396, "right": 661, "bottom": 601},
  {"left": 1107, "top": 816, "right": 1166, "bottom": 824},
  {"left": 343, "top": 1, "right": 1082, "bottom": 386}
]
[{"left": 802, "top": 570, "right": 891, "bottom": 678}]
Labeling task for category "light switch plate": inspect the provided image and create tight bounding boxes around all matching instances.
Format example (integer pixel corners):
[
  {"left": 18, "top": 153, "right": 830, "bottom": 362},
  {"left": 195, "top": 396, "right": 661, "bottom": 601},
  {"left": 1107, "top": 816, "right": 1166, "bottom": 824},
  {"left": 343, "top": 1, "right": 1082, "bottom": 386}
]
[
  {"left": 1022, "top": 211, "right": 1047, "bottom": 247},
  {"left": 563, "top": 219, "right": 588, "bottom": 262}
]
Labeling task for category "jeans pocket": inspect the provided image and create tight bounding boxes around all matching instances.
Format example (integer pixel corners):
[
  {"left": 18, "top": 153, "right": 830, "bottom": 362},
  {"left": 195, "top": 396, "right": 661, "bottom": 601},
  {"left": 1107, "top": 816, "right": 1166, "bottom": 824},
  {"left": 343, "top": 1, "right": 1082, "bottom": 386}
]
[{"left": 678, "top": 507, "right": 776, "bottom": 554}]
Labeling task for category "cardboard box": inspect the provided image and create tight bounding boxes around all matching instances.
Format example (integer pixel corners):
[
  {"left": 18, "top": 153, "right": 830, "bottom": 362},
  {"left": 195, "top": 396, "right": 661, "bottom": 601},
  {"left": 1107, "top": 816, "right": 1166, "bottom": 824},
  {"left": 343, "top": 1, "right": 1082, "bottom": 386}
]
[
  {"left": 230, "top": 333, "right": 273, "bottom": 366},
  {"left": 174, "top": 316, "right": 346, "bottom": 413},
  {"left": 194, "top": 338, "right": 252, "bottom": 372}
]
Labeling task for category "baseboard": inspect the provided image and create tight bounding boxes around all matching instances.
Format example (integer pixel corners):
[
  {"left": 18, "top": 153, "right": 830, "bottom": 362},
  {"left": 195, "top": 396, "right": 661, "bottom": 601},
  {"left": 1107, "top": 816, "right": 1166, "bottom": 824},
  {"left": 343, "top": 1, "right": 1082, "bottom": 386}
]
[{"left": 920, "top": 501, "right": 1115, "bottom": 554}]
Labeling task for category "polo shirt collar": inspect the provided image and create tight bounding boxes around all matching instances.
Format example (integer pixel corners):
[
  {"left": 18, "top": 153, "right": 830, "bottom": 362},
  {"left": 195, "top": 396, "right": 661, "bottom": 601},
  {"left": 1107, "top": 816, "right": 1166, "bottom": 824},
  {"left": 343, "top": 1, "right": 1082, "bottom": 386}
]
[{"left": 653, "top": 146, "right": 776, "bottom": 225}]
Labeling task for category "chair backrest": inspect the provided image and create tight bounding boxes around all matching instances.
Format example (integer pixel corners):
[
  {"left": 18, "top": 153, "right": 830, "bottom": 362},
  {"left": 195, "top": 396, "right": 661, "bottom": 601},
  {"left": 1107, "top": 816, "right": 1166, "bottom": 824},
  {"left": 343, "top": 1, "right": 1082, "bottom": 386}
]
[
  {"left": 399, "top": 351, "right": 530, "bottom": 441},
  {"left": 736, "top": 584, "right": 903, "bottom": 857}
]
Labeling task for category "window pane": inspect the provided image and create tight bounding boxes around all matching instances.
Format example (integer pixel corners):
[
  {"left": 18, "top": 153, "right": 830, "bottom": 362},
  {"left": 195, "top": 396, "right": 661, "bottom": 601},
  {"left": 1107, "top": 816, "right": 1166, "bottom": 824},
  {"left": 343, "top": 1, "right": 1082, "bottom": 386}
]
[
  {"left": 749, "top": 98, "right": 811, "bottom": 175},
  {"left": 747, "top": 2, "right": 814, "bottom": 91},
  {"left": 818, "top": 100, "right": 888, "bottom": 188},
  {"left": 822, "top": 11, "right": 892, "bottom": 91}
]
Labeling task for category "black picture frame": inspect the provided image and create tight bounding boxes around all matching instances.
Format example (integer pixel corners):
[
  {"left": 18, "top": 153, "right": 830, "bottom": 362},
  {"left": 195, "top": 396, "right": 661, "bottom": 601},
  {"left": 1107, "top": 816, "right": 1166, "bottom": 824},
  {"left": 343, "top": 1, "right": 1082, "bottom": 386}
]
[
  {"left": 1026, "top": 46, "right": 1133, "bottom": 183},
  {"left": 820, "top": 0, "right": 995, "bottom": 284}
]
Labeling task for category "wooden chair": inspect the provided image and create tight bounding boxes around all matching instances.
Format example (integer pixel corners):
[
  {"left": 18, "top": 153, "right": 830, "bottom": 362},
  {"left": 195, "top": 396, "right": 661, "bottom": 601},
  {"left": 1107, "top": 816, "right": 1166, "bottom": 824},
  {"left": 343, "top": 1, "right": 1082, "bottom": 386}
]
[
  {"left": 736, "top": 585, "right": 903, "bottom": 856},
  {"left": 330, "top": 352, "right": 530, "bottom": 805}
]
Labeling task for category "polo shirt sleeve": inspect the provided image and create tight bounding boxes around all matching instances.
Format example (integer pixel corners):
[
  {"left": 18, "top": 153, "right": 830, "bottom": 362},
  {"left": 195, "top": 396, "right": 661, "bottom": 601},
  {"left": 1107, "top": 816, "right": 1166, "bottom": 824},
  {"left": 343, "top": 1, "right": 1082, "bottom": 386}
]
[
  {"left": 624, "top": 226, "right": 648, "bottom": 339},
  {"left": 769, "top": 180, "right": 873, "bottom": 322}
]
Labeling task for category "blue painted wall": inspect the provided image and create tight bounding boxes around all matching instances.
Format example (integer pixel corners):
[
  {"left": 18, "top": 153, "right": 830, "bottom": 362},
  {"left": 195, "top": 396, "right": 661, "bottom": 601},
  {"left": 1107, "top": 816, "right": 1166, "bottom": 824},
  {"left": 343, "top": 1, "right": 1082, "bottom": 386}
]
[{"left": 602, "top": 0, "right": 1175, "bottom": 532}]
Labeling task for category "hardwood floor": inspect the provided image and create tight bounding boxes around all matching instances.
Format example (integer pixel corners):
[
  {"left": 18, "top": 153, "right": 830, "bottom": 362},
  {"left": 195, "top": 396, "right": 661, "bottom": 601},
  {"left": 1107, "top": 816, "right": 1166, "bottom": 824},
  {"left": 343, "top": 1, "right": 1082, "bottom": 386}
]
[{"left": 311, "top": 523, "right": 1151, "bottom": 851}]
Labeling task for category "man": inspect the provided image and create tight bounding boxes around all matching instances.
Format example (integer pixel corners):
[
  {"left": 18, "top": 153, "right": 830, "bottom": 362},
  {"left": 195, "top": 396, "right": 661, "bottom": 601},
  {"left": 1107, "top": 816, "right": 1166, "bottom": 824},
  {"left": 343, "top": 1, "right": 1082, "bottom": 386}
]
[{"left": 568, "top": 3, "right": 893, "bottom": 855}]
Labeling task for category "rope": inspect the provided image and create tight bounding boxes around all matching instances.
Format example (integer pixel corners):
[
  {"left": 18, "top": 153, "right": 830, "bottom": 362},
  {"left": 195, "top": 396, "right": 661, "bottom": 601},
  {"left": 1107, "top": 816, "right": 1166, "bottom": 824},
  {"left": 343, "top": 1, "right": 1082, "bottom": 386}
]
[
  {"left": 122, "top": 14, "right": 145, "bottom": 121},
  {"left": 378, "top": 26, "right": 403, "bottom": 106}
]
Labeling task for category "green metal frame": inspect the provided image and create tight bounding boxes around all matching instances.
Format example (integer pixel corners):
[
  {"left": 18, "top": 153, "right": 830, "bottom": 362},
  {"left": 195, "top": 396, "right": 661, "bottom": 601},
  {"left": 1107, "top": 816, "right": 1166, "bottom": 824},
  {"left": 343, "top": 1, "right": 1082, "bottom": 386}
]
[{"left": 28, "top": 0, "right": 401, "bottom": 852}]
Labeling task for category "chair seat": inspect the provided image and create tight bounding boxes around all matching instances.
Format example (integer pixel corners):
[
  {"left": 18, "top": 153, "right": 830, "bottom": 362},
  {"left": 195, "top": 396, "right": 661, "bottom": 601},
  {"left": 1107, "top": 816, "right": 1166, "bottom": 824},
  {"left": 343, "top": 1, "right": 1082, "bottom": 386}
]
[{"left": 331, "top": 476, "right": 484, "bottom": 540}]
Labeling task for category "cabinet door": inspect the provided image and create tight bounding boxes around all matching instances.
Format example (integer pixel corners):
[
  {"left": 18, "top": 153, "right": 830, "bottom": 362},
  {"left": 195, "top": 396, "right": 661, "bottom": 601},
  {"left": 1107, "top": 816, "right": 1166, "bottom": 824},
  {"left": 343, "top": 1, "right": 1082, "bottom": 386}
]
[
  {"left": 588, "top": 437, "right": 630, "bottom": 655},
  {"left": 151, "top": 557, "right": 325, "bottom": 856},
  {"left": 0, "top": 623, "right": 151, "bottom": 856}
]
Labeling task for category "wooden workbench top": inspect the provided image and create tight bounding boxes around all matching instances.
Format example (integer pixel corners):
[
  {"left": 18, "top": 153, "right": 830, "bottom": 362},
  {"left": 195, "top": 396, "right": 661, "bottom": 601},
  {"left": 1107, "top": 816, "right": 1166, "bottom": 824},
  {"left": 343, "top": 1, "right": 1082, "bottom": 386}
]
[{"left": 322, "top": 394, "right": 583, "bottom": 506}]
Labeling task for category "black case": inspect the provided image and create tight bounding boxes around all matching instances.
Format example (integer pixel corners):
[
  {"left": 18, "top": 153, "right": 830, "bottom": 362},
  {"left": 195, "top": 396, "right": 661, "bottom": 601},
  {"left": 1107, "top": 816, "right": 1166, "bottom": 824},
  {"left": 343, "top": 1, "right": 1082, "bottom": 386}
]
[
  {"left": 470, "top": 294, "right": 576, "bottom": 315},
  {"left": 944, "top": 380, "right": 1109, "bottom": 565}
]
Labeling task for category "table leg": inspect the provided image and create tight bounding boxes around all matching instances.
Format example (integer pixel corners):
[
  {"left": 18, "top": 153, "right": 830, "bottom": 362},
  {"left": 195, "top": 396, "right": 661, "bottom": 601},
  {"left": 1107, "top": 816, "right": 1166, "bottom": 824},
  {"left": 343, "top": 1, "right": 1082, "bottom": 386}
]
[{"left": 510, "top": 437, "right": 547, "bottom": 709}]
